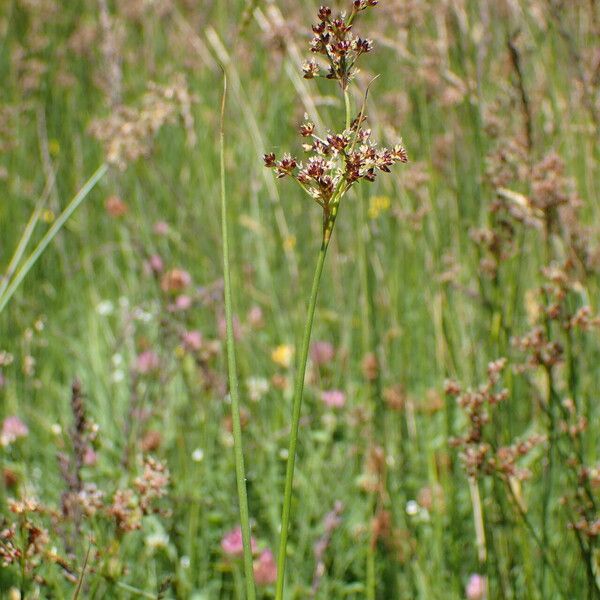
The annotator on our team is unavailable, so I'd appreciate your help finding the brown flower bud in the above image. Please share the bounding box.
[302,60,320,79]
[318,6,332,21]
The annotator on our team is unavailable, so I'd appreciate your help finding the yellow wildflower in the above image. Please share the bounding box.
[283,235,297,250]
[368,195,391,219]
[271,344,294,368]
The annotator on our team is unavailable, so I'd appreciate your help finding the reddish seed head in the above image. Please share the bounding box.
[392,144,408,163]
[306,157,326,178]
[317,6,332,21]
[263,152,276,167]
[331,18,351,36]
[264,0,407,213]
[302,60,320,79]
[327,134,348,151]
[298,171,312,184]
[276,154,298,178]
[299,120,315,136]
[356,38,373,54]
[332,40,351,56]
[354,0,378,8]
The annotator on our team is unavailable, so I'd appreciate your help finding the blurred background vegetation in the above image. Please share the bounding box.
[0,0,599,598]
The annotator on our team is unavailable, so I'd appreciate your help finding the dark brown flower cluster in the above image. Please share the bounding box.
[447,359,545,479]
[304,3,377,89]
[264,2,407,241]
[264,117,407,209]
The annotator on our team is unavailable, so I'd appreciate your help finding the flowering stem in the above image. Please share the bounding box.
[275,234,331,600]
[219,74,256,600]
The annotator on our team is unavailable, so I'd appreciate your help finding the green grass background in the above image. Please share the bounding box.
[1,0,599,598]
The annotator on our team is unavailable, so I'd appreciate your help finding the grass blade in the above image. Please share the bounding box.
[0,163,107,314]
[219,71,256,600]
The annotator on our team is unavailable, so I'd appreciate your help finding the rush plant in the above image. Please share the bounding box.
[263,3,408,597]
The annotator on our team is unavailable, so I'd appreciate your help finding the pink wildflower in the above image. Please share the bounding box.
[311,341,335,366]
[320,389,346,408]
[466,574,487,600]
[148,254,164,274]
[135,351,160,375]
[253,548,277,585]
[153,221,169,236]
[247,305,264,329]
[169,294,192,312]
[1,416,29,446]
[220,526,257,557]
[83,446,97,466]
[182,330,203,352]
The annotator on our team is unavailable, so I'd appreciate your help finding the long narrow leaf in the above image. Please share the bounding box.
[0,163,107,314]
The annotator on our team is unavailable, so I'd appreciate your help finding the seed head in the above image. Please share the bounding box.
[302,60,320,79]
[263,152,276,167]
[264,0,407,238]
[299,119,316,136]
[355,37,374,54]
[318,6,332,22]
[276,154,298,178]
[354,0,378,9]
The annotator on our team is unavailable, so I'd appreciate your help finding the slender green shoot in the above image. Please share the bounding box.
[0,163,108,314]
[219,72,256,600]
[0,186,48,300]
[275,237,330,600]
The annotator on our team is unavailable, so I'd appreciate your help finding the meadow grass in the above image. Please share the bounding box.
[1,1,599,598]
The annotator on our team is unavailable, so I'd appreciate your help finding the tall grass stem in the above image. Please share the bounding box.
[275,240,329,600]
[219,73,256,600]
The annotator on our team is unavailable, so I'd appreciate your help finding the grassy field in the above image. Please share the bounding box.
[1,0,600,598]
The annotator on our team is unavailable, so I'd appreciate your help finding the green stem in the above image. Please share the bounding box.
[275,238,331,600]
[505,481,567,598]
[0,191,46,300]
[344,89,352,130]
[275,75,350,600]
[366,529,376,600]
[0,163,108,314]
[357,193,381,600]
[220,74,256,600]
